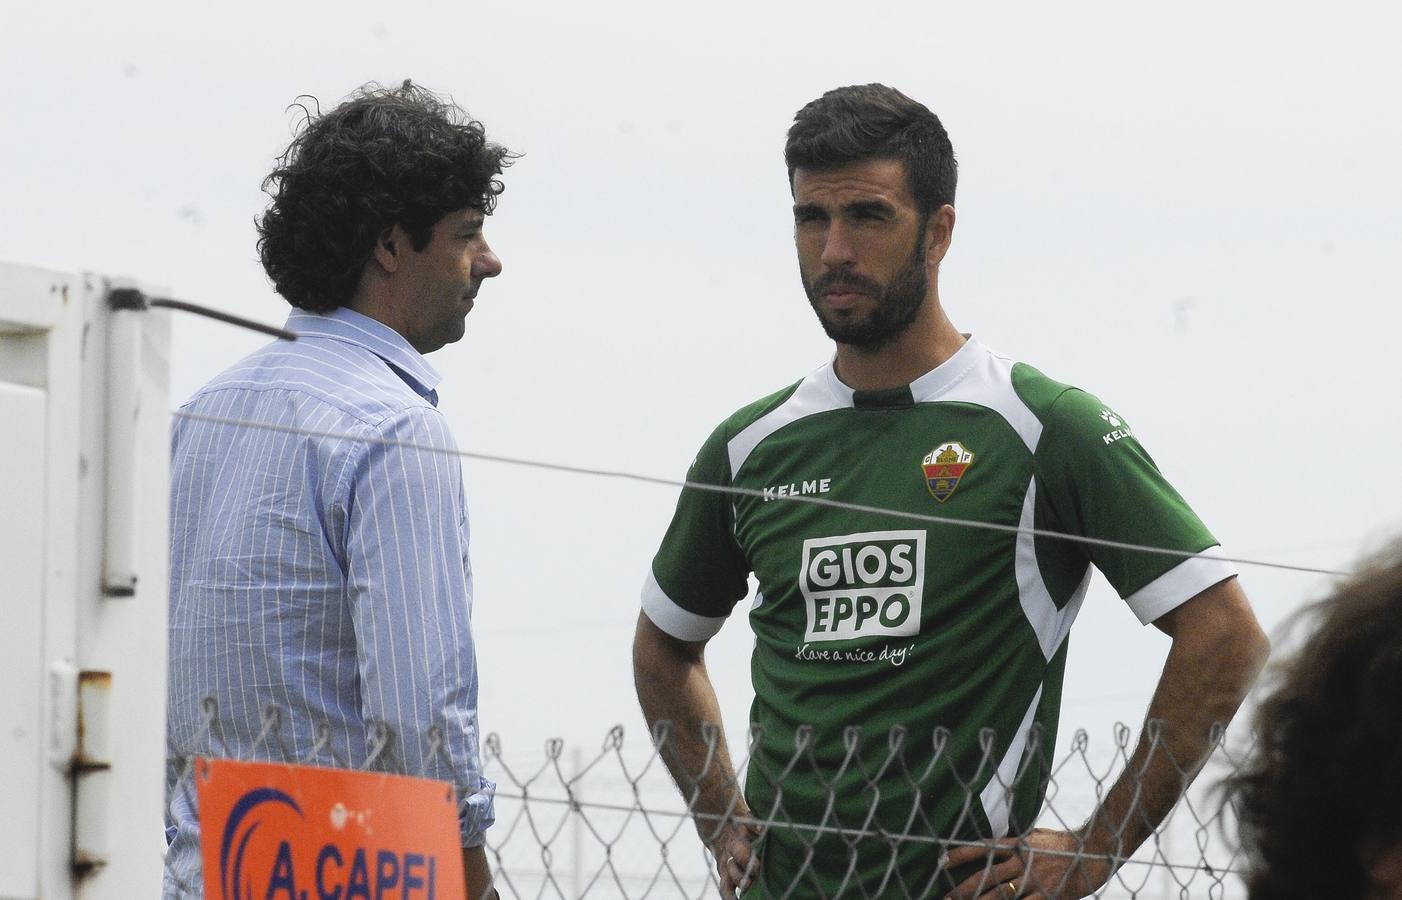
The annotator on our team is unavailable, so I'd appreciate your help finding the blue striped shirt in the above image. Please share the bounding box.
[164,307,493,896]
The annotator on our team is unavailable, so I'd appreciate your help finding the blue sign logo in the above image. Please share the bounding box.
[219,787,304,900]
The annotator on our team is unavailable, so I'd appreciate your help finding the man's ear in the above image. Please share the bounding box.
[926,204,956,269]
[371,225,402,274]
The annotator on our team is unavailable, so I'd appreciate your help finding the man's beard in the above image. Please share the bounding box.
[803,224,929,351]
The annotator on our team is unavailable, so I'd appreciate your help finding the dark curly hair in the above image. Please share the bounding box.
[1223,541,1402,899]
[257,80,513,312]
[784,84,957,218]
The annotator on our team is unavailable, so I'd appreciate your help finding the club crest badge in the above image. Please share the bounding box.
[921,441,975,503]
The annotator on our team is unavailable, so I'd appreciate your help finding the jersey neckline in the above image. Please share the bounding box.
[820,334,985,409]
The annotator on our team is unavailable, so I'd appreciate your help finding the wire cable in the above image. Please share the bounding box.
[107,287,297,340]
[171,409,1352,578]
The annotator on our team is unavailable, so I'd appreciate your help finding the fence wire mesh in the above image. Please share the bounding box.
[163,699,1252,899]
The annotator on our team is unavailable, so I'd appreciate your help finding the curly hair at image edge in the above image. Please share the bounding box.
[1223,543,1402,900]
[256,81,514,313]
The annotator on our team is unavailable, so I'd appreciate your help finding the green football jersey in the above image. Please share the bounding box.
[643,337,1236,898]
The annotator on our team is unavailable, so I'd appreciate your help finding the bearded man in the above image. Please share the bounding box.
[633,84,1268,900]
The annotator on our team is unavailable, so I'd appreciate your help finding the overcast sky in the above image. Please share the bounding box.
[5,0,1400,882]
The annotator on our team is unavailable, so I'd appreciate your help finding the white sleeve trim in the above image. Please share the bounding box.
[1124,545,1238,625]
[641,568,729,642]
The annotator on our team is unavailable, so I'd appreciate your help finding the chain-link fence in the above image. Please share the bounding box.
[163,699,1252,899]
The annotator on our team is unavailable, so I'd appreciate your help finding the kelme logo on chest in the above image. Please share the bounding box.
[799,530,926,643]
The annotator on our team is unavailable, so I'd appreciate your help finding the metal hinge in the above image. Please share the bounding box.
[69,670,113,881]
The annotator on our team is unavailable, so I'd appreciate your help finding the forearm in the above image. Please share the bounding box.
[633,613,750,836]
[1079,590,1268,863]
[462,845,496,899]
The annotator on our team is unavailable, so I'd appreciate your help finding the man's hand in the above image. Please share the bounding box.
[707,817,763,899]
[942,828,1114,899]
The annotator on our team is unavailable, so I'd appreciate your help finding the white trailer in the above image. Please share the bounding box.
[1,262,170,899]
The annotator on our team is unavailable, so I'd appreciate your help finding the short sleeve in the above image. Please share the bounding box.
[1034,389,1237,624]
[641,423,752,641]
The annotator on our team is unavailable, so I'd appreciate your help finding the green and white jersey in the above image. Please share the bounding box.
[642,337,1236,898]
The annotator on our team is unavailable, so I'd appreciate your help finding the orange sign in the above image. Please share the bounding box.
[196,758,466,900]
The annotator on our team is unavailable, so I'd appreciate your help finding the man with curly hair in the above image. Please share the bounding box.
[164,81,511,899]
[1225,543,1402,900]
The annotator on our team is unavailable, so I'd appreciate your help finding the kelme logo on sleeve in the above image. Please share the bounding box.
[922,441,975,502]
[1099,409,1135,445]
[799,530,926,643]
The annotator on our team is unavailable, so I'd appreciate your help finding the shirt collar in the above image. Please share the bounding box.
[820,334,982,408]
[285,307,443,405]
